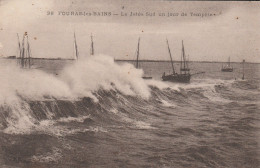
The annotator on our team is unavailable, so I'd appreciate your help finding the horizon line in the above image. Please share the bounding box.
[1,56,259,64]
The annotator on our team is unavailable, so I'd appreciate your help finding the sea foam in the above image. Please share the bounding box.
[0,54,151,133]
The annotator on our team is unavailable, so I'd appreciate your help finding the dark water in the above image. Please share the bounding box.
[0,58,259,168]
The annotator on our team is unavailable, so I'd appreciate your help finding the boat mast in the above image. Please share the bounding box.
[228,57,230,66]
[90,33,94,56]
[24,36,28,67]
[183,41,186,74]
[136,37,140,69]
[17,33,21,66]
[166,39,175,74]
[26,35,31,68]
[21,33,26,68]
[74,32,79,60]
[186,54,189,70]
[180,42,182,74]
[242,59,245,80]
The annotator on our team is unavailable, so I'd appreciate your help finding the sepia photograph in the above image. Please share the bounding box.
[0,0,259,167]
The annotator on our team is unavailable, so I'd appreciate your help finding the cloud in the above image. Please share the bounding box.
[0,0,54,31]
[0,0,259,62]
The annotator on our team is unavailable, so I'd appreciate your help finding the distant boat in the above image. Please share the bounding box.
[135,37,152,79]
[17,32,32,68]
[162,39,191,83]
[74,32,79,60]
[221,57,233,72]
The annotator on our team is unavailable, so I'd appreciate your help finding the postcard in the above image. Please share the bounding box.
[0,0,259,167]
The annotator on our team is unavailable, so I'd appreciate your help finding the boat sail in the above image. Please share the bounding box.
[162,39,191,83]
[221,57,233,72]
[135,37,152,79]
[17,32,32,68]
[180,40,190,72]
[74,32,79,60]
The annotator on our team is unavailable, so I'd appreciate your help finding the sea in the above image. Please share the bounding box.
[0,55,259,168]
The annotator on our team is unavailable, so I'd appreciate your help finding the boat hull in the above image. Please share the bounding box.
[162,73,191,83]
[221,68,233,72]
[142,76,152,80]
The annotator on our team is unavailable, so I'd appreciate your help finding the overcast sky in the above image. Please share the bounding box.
[0,0,259,63]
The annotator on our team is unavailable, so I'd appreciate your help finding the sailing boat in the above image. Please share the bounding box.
[135,37,152,79]
[17,32,32,68]
[90,33,94,56]
[162,39,191,83]
[74,32,79,60]
[221,57,233,72]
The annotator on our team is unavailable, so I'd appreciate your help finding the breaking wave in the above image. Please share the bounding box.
[0,55,256,135]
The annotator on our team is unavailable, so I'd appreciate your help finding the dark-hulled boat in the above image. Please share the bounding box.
[162,72,191,83]
[221,57,233,72]
[162,39,191,83]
